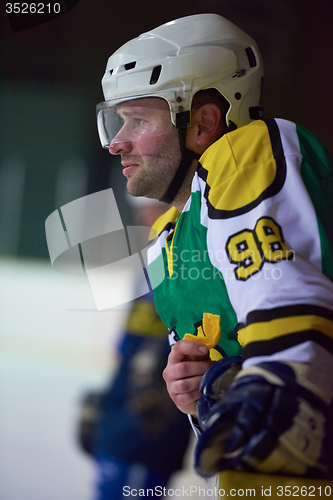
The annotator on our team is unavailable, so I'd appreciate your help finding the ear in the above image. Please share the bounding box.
[187,104,223,151]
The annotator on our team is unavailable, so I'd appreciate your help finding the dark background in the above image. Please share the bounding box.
[1,0,333,259]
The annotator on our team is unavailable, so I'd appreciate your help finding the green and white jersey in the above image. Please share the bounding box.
[148,118,333,364]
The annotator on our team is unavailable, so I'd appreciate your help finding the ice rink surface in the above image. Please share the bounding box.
[0,256,210,500]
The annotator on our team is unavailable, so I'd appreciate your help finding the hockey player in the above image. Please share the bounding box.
[96,14,333,480]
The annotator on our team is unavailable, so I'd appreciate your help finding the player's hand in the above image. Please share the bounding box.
[163,340,213,417]
[195,360,333,478]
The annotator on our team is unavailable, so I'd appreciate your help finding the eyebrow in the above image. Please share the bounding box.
[117,107,150,118]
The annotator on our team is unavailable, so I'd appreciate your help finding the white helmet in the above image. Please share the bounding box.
[97,13,264,148]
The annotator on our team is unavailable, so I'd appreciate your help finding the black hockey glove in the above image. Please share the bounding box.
[195,358,333,478]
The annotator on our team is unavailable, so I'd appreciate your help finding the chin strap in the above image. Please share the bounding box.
[159,123,200,204]
[159,112,236,205]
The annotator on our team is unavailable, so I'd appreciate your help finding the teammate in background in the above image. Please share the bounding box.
[77,198,191,499]
[96,14,333,479]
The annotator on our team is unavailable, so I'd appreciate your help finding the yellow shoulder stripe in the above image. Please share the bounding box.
[200,121,277,212]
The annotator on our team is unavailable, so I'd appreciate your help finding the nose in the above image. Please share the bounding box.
[109,138,132,155]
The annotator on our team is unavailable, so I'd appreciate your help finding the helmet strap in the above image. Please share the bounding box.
[159,122,200,205]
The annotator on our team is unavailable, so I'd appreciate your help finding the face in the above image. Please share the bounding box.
[109,98,182,200]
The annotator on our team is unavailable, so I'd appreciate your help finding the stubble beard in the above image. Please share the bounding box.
[125,132,182,201]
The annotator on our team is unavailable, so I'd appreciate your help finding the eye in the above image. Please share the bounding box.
[132,118,146,127]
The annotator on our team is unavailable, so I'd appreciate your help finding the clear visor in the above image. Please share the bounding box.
[96,92,190,148]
